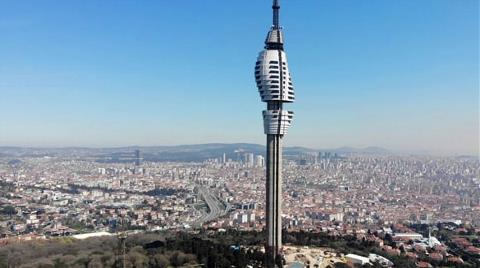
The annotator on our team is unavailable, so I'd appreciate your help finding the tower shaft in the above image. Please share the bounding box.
[266,133,283,267]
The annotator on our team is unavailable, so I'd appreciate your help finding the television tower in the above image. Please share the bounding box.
[254,0,295,266]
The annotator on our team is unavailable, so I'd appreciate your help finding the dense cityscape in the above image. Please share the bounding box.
[1,147,479,267]
[1,0,478,267]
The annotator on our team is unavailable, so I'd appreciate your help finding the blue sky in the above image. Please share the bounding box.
[0,0,478,155]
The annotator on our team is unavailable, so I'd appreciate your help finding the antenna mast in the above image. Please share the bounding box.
[273,0,280,29]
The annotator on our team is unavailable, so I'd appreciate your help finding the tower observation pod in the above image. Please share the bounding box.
[254,0,295,267]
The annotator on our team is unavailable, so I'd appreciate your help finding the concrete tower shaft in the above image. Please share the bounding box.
[265,133,283,267]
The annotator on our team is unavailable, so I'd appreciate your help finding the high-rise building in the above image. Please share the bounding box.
[254,0,295,266]
[134,149,142,166]
[244,153,255,167]
[255,155,265,167]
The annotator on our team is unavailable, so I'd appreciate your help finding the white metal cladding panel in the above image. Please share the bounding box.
[262,110,294,135]
[255,50,295,103]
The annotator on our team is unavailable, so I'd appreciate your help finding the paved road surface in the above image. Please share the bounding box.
[192,186,228,227]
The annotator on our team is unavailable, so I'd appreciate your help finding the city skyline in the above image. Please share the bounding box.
[1,143,479,267]
[1,0,478,155]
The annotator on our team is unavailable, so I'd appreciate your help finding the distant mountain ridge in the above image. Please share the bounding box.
[0,143,393,162]
[333,146,391,154]
[0,143,389,154]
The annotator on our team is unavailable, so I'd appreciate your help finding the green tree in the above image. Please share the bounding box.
[152,253,170,268]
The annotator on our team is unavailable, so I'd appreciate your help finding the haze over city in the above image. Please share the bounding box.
[0,0,478,155]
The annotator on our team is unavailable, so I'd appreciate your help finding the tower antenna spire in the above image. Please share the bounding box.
[273,0,280,29]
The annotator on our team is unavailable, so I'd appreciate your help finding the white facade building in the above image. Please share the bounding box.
[346,254,371,265]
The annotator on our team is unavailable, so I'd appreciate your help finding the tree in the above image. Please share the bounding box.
[152,253,170,268]
[127,251,149,268]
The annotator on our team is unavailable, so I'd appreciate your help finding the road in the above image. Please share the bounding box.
[192,186,228,227]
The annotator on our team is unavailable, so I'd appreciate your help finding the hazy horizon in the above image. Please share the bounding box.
[1,0,478,155]
[0,142,477,157]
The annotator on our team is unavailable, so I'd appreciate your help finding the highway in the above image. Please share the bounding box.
[192,186,228,227]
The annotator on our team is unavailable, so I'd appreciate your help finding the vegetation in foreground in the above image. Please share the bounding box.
[0,230,436,268]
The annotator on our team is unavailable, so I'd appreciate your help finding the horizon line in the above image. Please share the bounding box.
[0,143,478,157]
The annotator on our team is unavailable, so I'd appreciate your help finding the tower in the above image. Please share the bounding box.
[134,149,142,166]
[254,1,295,266]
